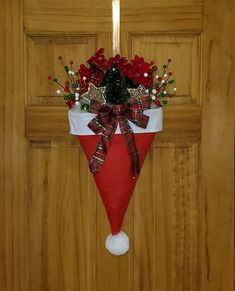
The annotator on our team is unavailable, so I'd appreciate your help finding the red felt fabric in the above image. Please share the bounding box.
[78,133,155,234]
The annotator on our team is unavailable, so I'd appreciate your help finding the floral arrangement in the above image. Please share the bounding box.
[48,48,177,109]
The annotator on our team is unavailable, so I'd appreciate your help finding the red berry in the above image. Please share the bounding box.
[168,72,173,76]
[158,77,162,81]
[168,58,172,63]
[47,75,52,80]
[58,56,62,60]
[66,99,75,108]
[70,60,74,65]
[155,100,161,106]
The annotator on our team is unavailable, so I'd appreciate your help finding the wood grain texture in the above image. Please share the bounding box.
[130,33,201,104]
[28,141,97,291]
[201,0,235,290]
[131,141,200,291]
[0,0,29,290]
[121,0,203,32]
[26,34,97,105]
[25,31,112,106]
[24,0,112,32]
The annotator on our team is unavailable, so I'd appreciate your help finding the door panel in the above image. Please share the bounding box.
[130,34,201,104]
[0,0,234,290]
[130,141,200,291]
[28,141,97,291]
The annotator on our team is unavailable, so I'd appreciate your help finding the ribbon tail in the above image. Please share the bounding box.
[119,117,140,178]
[89,118,118,174]
[89,134,106,173]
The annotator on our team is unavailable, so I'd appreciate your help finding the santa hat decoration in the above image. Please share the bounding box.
[48,49,176,255]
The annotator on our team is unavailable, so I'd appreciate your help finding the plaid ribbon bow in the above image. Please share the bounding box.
[88,95,151,178]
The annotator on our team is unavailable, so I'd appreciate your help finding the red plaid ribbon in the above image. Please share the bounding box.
[88,95,151,178]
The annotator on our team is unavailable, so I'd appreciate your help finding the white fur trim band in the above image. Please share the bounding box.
[68,105,163,135]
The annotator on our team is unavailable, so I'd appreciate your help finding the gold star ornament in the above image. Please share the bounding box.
[128,85,147,99]
[80,83,106,104]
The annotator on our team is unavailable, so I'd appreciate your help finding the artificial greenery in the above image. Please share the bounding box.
[100,65,130,104]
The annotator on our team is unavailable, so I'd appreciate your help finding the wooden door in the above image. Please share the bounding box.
[0,0,234,291]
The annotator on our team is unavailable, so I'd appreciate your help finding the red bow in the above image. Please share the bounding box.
[88,95,151,178]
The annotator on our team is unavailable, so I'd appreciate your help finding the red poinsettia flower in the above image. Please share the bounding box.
[108,54,128,73]
[90,69,105,87]
[78,64,92,80]
[126,55,154,87]
[87,48,109,72]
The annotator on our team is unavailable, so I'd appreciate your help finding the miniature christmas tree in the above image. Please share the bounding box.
[100,65,130,104]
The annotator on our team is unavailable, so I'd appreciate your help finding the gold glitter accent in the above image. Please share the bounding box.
[128,85,147,99]
[80,83,106,104]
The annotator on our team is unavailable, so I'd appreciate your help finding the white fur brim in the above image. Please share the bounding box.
[68,106,163,135]
[105,231,129,256]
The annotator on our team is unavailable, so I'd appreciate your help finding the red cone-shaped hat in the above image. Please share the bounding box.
[78,132,155,235]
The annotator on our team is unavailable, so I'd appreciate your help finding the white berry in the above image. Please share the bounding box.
[152,88,157,94]
[151,95,156,100]
[155,75,159,79]
[75,101,79,106]
[82,76,86,80]
[161,80,165,83]
[144,72,148,77]
[56,89,61,94]
[145,89,149,93]
[163,90,167,94]
[164,73,168,77]
[173,87,177,91]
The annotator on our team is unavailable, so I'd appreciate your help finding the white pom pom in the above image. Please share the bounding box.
[105,231,129,256]
[144,72,148,77]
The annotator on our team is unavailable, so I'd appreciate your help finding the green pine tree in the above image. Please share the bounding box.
[100,65,130,104]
